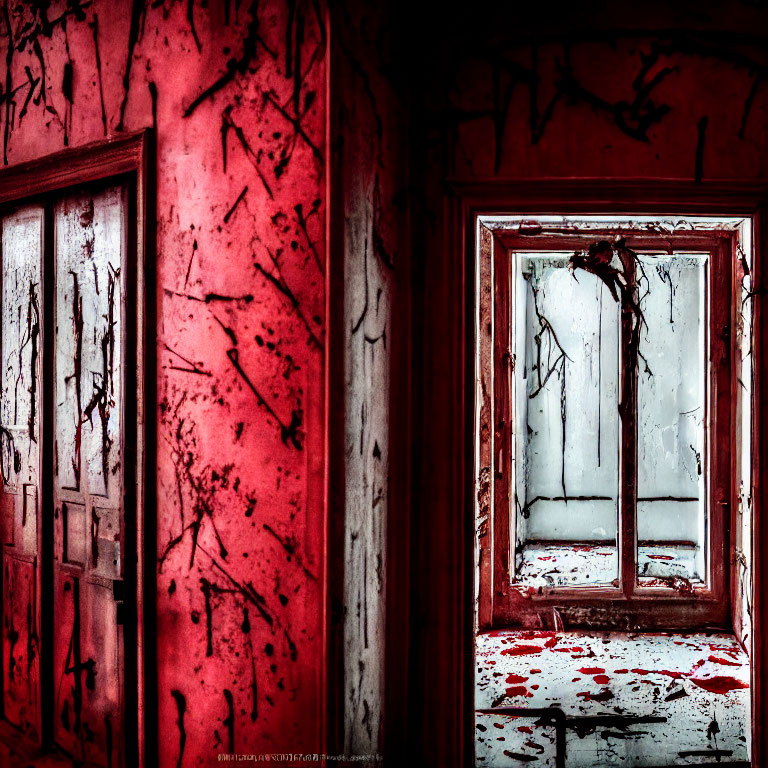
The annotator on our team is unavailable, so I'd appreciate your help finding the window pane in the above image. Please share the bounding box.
[636,254,707,586]
[514,255,620,587]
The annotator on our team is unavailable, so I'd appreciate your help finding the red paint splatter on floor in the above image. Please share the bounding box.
[691,676,749,694]
[579,667,605,674]
[501,645,544,656]
[631,668,685,679]
[505,685,534,698]
[709,655,742,667]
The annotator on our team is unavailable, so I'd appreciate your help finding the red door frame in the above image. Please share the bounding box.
[0,130,154,767]
[412,179,768,768]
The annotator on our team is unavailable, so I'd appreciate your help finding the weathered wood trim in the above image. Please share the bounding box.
[0,132,150,204]
[483,226,732,629]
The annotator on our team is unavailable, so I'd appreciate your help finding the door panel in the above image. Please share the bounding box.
[52,186,126,768]
[1,206,43,741]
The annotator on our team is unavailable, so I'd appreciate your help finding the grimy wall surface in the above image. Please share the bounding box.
[1,1,328,764]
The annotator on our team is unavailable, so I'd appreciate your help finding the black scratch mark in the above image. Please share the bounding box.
[187,0,202,53]
[223,185,248,223]
[164,287,254,304]
[263,89,322,161]
[183,0,276,117]
[2,2,14,165]
[89,15,108,135]
[253,243,322,349]
[220,107,274,199]
[294,199,322,271]
[164,344,212,377]
[213,315,237,346]
[263,522,317,581]
[148,80,157,132]
[17,67,41,124]
[226,348,303,449]
[223,689,235,753]
[203,549,276,627]
[200,577,214,657]
[171,690,187,768]
[695,115,708,184]
[739,74,761,139]
[183,239,197,289]
[116,0,146,132]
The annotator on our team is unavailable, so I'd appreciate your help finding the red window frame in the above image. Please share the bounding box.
[477,224,739,631]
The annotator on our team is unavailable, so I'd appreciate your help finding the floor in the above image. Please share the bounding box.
[475,630,750,767]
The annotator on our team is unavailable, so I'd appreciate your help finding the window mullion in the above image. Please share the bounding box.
[620,248,639,599]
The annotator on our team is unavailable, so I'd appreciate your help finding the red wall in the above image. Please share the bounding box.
[1,1,328,764]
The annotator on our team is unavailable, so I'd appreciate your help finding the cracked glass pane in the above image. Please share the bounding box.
[636,253,707,586]
[513,254,620,587]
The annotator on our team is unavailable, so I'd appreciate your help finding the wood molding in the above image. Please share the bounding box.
[0,132,150,204]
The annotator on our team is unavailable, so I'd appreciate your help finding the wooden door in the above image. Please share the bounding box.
[0,205,44,742]
[51,185,127,768]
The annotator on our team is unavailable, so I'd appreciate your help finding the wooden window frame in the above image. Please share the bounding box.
[0,131,154,767]
[479,226,735,631]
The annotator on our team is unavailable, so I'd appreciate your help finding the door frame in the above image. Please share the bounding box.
[412,178,768,767]
[0,130,154,767]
